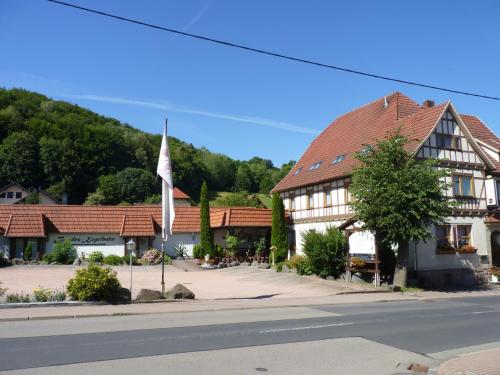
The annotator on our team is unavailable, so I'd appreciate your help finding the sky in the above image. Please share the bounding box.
[1,0,499,166]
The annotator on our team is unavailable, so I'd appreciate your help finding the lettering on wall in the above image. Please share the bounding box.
[54,236,117,246]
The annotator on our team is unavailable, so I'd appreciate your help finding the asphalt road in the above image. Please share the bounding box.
[1,295,500,373]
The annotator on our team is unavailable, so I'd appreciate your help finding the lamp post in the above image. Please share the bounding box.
[126,239,136,301]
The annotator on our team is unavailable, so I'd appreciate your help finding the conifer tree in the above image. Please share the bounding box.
[271,192,288,262]
[199,181,213,256]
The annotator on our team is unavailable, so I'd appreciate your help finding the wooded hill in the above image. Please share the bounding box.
[0,88,294,205]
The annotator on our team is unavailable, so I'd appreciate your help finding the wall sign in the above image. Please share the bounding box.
[54,235,118,246]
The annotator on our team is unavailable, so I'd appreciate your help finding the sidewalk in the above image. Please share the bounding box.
[1,289,499,322]
[435,347,500,375]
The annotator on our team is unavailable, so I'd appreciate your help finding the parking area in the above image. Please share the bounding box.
[0,262,371,300]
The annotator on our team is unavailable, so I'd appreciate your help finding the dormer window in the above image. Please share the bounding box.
[360,146,372,155]
[293,167,302,176]
[332,154,345,165]
[309,161,323,171]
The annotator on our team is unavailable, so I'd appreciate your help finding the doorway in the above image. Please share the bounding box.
[491,231,500,266]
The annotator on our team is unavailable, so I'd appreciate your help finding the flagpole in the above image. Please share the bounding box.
[161,178,166,295]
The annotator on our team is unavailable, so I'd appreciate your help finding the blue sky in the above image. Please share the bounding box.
[1,0,499,166]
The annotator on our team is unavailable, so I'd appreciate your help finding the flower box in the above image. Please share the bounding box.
[457,245,477,254]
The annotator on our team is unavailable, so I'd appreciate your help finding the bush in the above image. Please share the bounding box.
[175,243,187,258]
[45,239,77,264]
[295,256,313,275]
[53,290,66,301]
[67,264,121,301]
[88,251,104,263]
[302,227,346,278]
[254,238,266,257]
[193,244,204,259]
[24,243,32,260]
[0,281,7,297]
[122,255,139,265]
[141,249,163,265]
[163,254,172,265]
[0,253,10,267]
[6,293,31,303]
[32,287,53,302]
[103,254,123,266]
[212,244,224,258]
[224,235,241,258]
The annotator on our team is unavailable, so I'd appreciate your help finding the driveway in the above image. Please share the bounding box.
[0,262,371,300]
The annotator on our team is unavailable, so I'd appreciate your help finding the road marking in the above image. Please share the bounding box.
[259,322,353,334]
[471,310,500,315]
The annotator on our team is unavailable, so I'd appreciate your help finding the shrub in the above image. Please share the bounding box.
[103,254,123,266]
[67,264,121,301]
[254,238,266,257]
[88,251,104,263]
[213,244,224,259]
[141,249,162,265]
[295,256,313,275]
[163,254,172,265]
[175,243,187,258]
[32,287,53,302]
[275,261,291,272]
[224,235,241,257]
[0,281,7,297]
[290,255,306,269]
[122,255,139,265]
[6,293,31,303]
[193,244,204,259]
[24,243,32,260]
[302,227,346,278]
[0,252,10,267]
[53,290,66,301]
[46,239,77,264]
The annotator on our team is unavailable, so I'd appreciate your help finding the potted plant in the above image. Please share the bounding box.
[458,244,477,254]
[436,242,456,254]
[490,266,500,283]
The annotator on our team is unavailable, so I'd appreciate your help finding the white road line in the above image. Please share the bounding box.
[259,322,353,334]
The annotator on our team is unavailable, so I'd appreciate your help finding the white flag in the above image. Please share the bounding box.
[157,120,175,239]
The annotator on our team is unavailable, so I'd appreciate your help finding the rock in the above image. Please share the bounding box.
[165,283,195,299]
[230,261,239,267]
[115,287,131,302]
[30,260,39,265]
[251,261,259,267]
[392,285,402,292]
[136,288,164,301]
[12,258,24,265]
[258,263,270,269]
[240,262,250,266]
[80,260,89,267]
[217,263,228,269]
[72,257,81,266]
[281,264,290,273]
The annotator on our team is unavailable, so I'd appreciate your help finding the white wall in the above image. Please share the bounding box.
[292,221,343,254]
[46,233,125,258]
[153,233,200,257]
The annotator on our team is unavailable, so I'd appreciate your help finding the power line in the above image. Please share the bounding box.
[45,0,500,102]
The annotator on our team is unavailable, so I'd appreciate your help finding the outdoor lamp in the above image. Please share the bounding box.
[127,239,136,301]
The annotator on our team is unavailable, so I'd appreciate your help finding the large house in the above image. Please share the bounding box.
[272,92,500,287]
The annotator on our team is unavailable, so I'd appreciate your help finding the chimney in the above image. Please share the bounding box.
[422,100,435,108]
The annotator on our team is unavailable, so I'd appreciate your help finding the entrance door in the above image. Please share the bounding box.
[491,231,500,266]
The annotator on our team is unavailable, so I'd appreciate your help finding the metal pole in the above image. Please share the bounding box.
[130,250,133,301]
[161,239,165,295]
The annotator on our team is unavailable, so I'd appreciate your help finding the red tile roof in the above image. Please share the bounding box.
[173,187,190,200]
[272,92,497,192]
[0,205,278,237]
[461,114,500,173]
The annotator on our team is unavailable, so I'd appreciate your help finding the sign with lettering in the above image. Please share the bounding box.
[53,235,118,246]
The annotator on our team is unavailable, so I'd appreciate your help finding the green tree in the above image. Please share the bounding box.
[199,181,213,255]
[0,131,39,187]
[234,164,254,192]
[96,168,157,205]
[350,132,453,287]
[211,192,261,207]
[271,192,288,262]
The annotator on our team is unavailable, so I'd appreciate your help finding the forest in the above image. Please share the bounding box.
[0,88,294,205]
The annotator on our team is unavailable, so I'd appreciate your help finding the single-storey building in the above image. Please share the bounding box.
[0,204,277,260]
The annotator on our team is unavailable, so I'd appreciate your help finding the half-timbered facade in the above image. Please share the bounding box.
[273,93,500,287]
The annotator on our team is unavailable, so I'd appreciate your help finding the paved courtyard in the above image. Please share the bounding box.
[0,262,372,300]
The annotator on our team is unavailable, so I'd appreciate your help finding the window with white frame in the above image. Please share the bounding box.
[453,174,474,197]
[324,187,332,207]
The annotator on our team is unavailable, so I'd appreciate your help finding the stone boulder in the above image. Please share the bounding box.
[230,261,240,267]
[258,263,270,269]
[165,284,195,300]
[72,257,81,266]
[281,264,290,273]
[217,263,228,269]
[251,261,259,267]
[136,288,164,301]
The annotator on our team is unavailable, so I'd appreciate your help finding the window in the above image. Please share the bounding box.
[15,192,22,199]
[309,161,323,171]
[436,133,461,149]
[453,175,474,197]
[436,225,453,248]
[306,191,314,209]
[332,154,345,165]
[324,187,332,207]
[290,194,296,211]
[6,192,13,199]
[360,146,372,155]
[344,180,351,203]
[0,192,5,198]
[456,225,472,248]
[293,167,302,176]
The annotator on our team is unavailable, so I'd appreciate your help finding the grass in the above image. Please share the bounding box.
[400,286,423,293]
[256,194,273,208]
